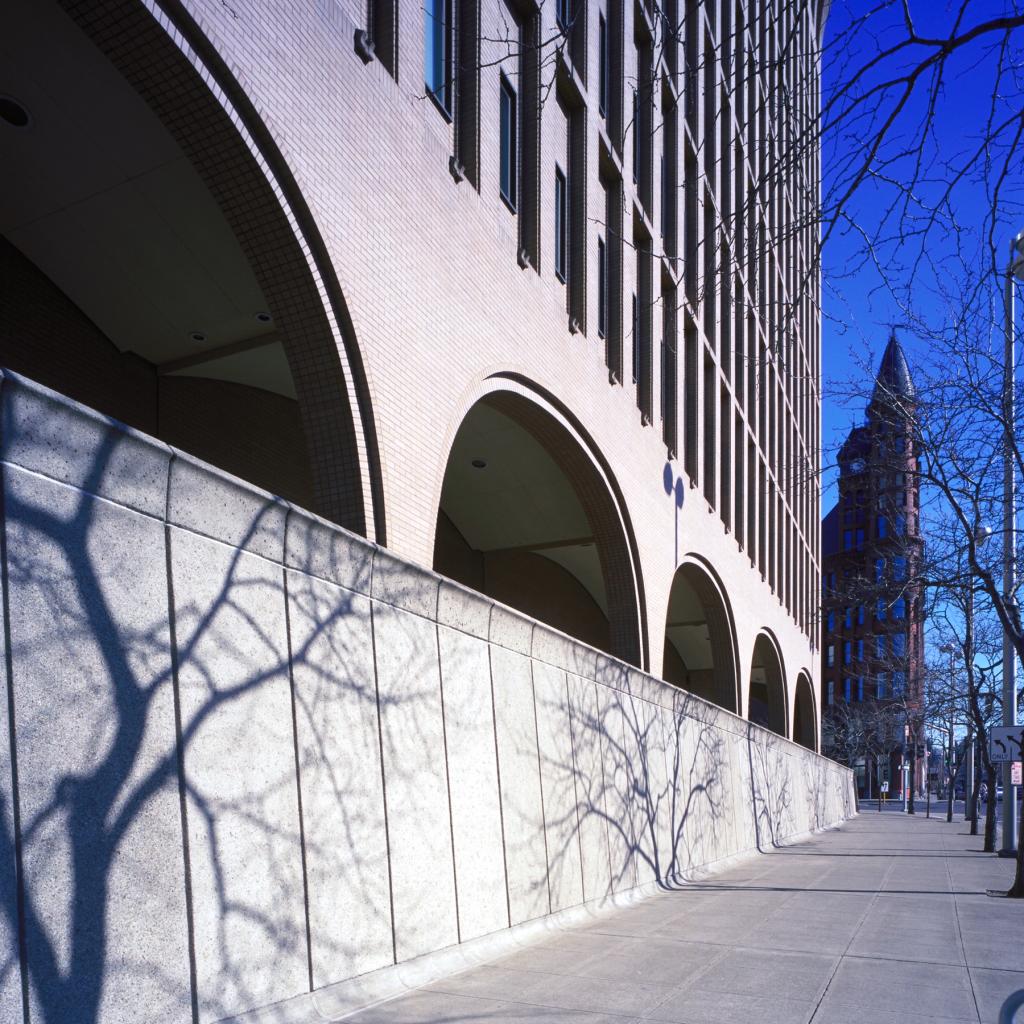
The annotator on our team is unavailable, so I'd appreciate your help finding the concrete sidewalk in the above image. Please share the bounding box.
[345,813,1023,1024]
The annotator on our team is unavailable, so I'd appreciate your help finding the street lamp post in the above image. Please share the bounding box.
[940,642,958,823]
[1000,231,1024,857]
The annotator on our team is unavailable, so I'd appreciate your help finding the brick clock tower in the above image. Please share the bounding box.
[821,335,925,798]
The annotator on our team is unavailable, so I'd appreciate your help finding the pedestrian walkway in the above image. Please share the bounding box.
[346,812,1023,1023]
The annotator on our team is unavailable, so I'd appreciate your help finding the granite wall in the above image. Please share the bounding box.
[0,372,856,1024]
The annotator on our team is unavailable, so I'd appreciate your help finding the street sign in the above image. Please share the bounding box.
[1013,762,1022,787]
[990,726,1024,764]
[881,782,889,794]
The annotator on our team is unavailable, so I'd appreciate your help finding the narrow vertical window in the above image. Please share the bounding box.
[631,88,639,183]
[631,293,639,383]
[597,236,607,338]
[557,0,572,31]
[499,74,517,208]
[660,153,666,238]
[368,0,398,80]
[554,166,567,282]
[598,13,608,118]
[424,0,451,115]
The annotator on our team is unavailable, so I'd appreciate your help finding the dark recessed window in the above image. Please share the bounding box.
[557,0,572,32]
[554,166,567,282]
[660,153,666,238]
[424,0,452,116]
[597,236,607,338]
[631,88,639,184]
[631,293,639,383]
[598,14,608,118]
[499,74,518,209]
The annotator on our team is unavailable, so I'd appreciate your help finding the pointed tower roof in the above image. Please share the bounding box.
[873,332,915,403]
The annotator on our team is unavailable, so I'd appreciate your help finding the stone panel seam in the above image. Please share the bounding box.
[432,617,462,945]
[367,600,398,967]
[564,673,588,902]
[485,607,513,931]
[162,452,201,1024]
[281,509,315,992]
[527,630,554,917]
[0,445,29,1024]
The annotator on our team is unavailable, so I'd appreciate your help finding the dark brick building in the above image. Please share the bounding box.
[821,336,925,797]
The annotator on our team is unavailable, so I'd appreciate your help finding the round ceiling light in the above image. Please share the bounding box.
[254,311,273,324]
[471,459,487,469]
[0,96,31,130]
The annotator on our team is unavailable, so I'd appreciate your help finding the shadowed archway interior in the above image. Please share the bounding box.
[662,563,738,713]
[433,394,642,666]
[748,633,787,737]
[793,673,817,751]
[0,0,367,530]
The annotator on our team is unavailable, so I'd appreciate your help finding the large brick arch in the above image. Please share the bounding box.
[664,557,740,715]
[58,0,383,539]
[749,630,789,738]
[793,672,818,752]
[434,376,646,669]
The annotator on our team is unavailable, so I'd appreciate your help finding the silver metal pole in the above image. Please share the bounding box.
[1002,239,1019,856]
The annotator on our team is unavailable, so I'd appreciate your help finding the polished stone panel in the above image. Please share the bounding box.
[6,467,191,1024]
[171,527,306,1022]
[371,601,458,962]
[490,645,549,925]
[287,570,392,985]
[532,660,584,913]
[437,623,508,941]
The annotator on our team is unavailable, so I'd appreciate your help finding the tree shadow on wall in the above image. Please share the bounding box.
[533,661,736,902]
[0,428,412,1024]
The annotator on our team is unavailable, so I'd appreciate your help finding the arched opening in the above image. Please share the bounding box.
[793,673,817,752]
[433,390,643,666]
[0,0,371,533]
[748,633,787,737]
[662,561,738,713]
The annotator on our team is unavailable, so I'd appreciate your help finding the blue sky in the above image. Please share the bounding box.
[819,0,1024,510]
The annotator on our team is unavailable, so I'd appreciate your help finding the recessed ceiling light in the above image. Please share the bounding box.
[0,96,31,130]
[471,459,487,469]
[254,311,272,324]
[190,331,207,343]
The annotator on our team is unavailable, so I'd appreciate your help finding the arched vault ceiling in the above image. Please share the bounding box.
[1,0,284,387]
[441,403,608,613]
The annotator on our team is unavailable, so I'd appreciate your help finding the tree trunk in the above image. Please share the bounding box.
[946,739,955,823]
[1010,790,1024,898]
[969,757,981,835]
[984,763,997,853]
[908,748,916,814]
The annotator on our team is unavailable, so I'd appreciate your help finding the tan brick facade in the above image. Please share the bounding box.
[2,0,823,743]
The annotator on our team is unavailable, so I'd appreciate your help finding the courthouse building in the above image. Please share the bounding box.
[1,0,822,740]
[820,336,926,796]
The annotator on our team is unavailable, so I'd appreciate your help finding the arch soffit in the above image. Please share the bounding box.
[751,627,790,735]
[794,670,819,750]
[432,372,648,670]
[671,553,741,713]
[62,0,383,539]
